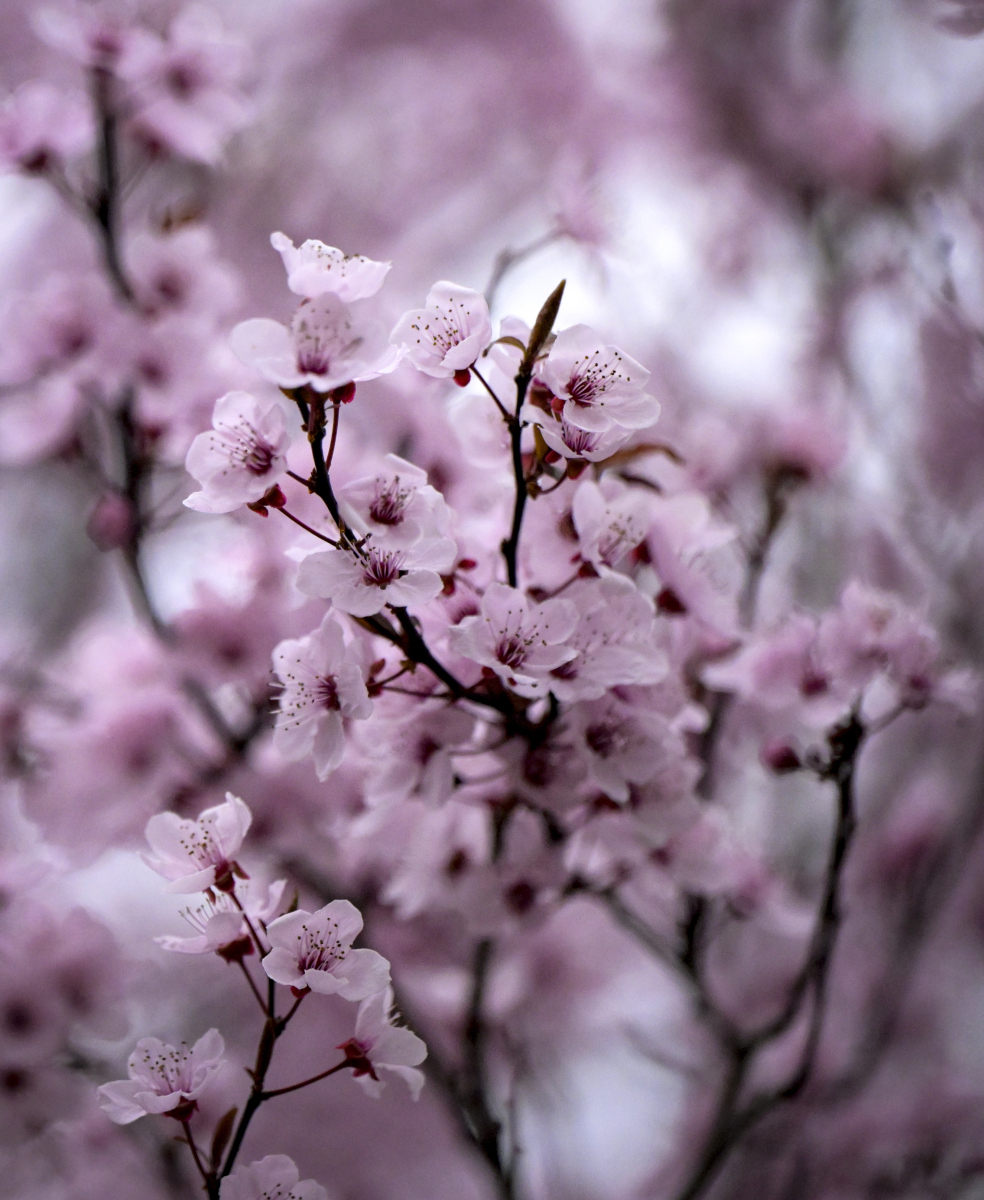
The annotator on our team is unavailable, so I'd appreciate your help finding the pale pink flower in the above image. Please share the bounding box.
[538,415,630,463]
[572,480,650,570]
[361,703,475,807]
[143,793,252,893]
[119,6,251,165]
[219,1156,328,1200]
[296,536,456,617]
[0,82,92,172]
[539,325,659,434]
[155,879,286,956]
[449,583,577,697]
[390,282,492,378]
[232,295,399,392]
[272,615,373,780]
[270,232,390,302]
[548,575,667,702]
[261,900,390,999]
[184,391,292,514]
[33,4,138,68]
[96,1029,224,1124]
[339,454,451,549]
[569,699,684,804]
[337,988,427,1100]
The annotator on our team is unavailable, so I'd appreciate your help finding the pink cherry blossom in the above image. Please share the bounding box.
[548,574,667,701]
[261,900,390,999]
[270,232,391,302]
[390,282,492,378]
[295,535,456,617]
[449,582,577,697]
[538,414,630,462]
[155,879,286,956]
[96,1029,224,1124]
[572,480,651,570]
[231,295,400,392]
[143,793,252,894]
[0,82,93,172]
[539,325,659,434]
[272,614,373,780]
[183,391,292,514]
[219,1155,328,1200]
[119,5,251,164]
[339,454,451,549]
[568,698,685,804]
[33,4,138,68]
[337,988,427,1100]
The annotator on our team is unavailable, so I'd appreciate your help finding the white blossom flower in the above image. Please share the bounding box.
[548,574,667,702]
[572,480,650,570]
[337,988,427,1100]
[143,793,252,893]
[339,454,451,549]
[390,282,492,378]
[184,391,291,514]
[296,535,456,618]
[272,615,373,780]
[270,232,390,302]
[539,325,659,434]
[261,900,390,999]
[231,295,399,393]
[449,583,577,697]
[96,1029,224,1123]
[219,1155,328,1200]
[156,879,286,956]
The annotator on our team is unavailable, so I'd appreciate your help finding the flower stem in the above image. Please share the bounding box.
[260,1058,348,1099]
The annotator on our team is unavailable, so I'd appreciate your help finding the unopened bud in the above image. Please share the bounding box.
[246,485,287,517]
[86,491,134,551]
[453,368,471,387]
[761,740,802,774]
[331,381,357,404]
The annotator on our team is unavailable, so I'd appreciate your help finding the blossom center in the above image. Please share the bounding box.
[296,921,345,973]
[369,481,410,526]
[315,675,340,711]
[495,634,529,670]
[362,547,403,589]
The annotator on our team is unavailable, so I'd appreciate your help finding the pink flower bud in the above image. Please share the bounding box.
[86,491,134,551]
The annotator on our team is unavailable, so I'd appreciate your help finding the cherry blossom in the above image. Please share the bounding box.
[232,295,400,392]
[338,454,452,549]
[183,391,292,514]
[270,232,391,302]
[272,614,374,780]
[295,535,456,617]
[0,82,92,172]
[548,574,667,701]
[538,325,659,433]
[261,900,390,999]
[571,480,651,571]
[96,1029,224,1124]
[143,793,252,894]
[569,698,684,803]
[337,988,427,1100]
[449,583,577,696]
[390,282,493,378]
[156,879,286,956]
[119,6,251,164]
[538,414,630,463]
[219,1155,328,1200]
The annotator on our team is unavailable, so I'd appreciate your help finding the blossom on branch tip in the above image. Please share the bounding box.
[184,391,291,514]
[449,582,577,697]
[219,1155,328,1200]
[537,416,630,463]
[339,454,452,549]
[272,615,373,780]
[390,282,492,378]
[539,325,659,434]
[232,295,400,392]
[337,988,427,1100]
[271,232,391,302]
[96,1029,224,1124]
[261,900,390,999]
[143,793,252,893]
[296,536,456,617]
[572,480,651,571]
[156,879,286,956]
